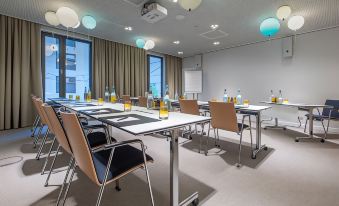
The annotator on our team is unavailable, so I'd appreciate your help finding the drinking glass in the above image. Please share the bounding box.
[124,100,132,112]
[75,95,80,102]
[68,94,73,100]
[98,98,104,106]
[243,99,249,107]
[159,101,169,120]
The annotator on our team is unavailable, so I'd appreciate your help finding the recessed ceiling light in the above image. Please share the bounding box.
[213,41,220,45]
[173,41,180,44]
[178,51,183,55]
[210,24,219,30]
[124,26,133,31]
[173,0,178,2]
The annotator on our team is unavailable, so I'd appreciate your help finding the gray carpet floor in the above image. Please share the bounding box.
[1,124,339,206]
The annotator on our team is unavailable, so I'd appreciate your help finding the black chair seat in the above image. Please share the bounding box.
[238,123,249,131]
[93,145,153,184]
[87,132,116,148]
[305,114,336,121]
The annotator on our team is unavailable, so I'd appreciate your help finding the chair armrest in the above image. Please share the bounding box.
[92,139,144,153]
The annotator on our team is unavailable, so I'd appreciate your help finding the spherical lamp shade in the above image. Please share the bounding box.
[136,39,145,49]
[276,6,291,20]
[178,0,202,11]
[56,7,79,28]
[82,15,96,30]
[73,21,80,29]
[45,11,60,26]
[288,16,304,31]
[144,40,155,50]
[260,18,280,37]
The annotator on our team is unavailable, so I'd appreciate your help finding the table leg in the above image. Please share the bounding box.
[171,128,199,206]
[170,128,179,206]
[308,108,314,138]
[252,112,267,159]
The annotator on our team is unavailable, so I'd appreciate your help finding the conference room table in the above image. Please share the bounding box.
[170,100,271,159]
[50,98,211,206]
[260,101,334,142]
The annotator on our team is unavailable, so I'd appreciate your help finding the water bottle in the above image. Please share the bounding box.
[147,89,154,109]
[236,89,242,105]
[87,89,92,102]
[104,86,110,102]
[110,86,117,103]
[278,90,283,104]
[84,87,88,101]
[164,91,170,110]
[223,89,228,102]
[174,90,179,100]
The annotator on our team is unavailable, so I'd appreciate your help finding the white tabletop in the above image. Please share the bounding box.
[57,102,211,135]
[260,101,333,108]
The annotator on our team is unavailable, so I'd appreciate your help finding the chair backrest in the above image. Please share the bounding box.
[138,96,147,107]
[209,101,239,133]
[42,104,72,154]
[122,95,131,102]
[323,100,339,119]
[60,112,100,185]
[32,98,48,125]
[179,100,200,116]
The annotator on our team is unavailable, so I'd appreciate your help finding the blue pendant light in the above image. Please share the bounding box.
[136,39,145,49]
[82,15,96,29]
[260,18,280,37]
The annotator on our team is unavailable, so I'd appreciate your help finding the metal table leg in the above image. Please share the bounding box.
[263,117,287,130]
[171,128,199,206]
[252,112,267,159]
[295,107,322,142]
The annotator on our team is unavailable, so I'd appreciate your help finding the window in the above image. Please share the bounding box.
[148,55,164,98]
[42,32,91,100]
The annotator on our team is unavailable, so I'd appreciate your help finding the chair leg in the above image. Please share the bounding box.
[304,119,308,133]
[61,163,77,206]
[141,143,155,206]
[96,148,115,206]
[36,129,50,160]
[56,157,74,206]
[206,123,211,155]
[237,131,244,168]
[31,116,40,137]
[199,123,205,153]
[45,145,60,187]
[217,129,220,147]
[249,117,253,150]
[213,128,217,147]
[33,125,43,148]
[41,136,57,175]
[115,180,121,191]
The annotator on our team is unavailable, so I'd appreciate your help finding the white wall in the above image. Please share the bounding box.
[183,27,339,128]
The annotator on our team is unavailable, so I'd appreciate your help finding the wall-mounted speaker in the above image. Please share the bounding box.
[282,37,293,58]
[194,54,202,68]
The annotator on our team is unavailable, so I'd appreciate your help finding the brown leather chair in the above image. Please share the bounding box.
[59,112,155,206]
[138,96,147,107]
[30,95,40,138]
[179,99,207,153]
[121,95,131,103]
[208,102,253,167]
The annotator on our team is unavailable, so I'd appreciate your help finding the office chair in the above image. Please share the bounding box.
[304,99,339,142]
[59,112,155,206]
[208,102,253,167]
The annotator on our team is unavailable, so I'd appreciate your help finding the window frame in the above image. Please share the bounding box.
[41,31,92,100]
[147,54,164,97]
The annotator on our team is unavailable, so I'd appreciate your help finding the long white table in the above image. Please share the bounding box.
[260,101,333,142]
[51,99,210,206]
[171,100,271,159]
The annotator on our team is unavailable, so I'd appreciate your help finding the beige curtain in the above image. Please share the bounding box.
[0,15,42,130]
[165,54,182,99]
[92,37,147,98]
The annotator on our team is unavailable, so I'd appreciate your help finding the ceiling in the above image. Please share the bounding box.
[0,0,339,57]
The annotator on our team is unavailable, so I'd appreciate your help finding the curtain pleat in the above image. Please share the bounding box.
[0,15,42,130]
[165,54,182,99]
[92,37,147,98]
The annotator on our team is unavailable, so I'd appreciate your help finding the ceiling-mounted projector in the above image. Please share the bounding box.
[141,3,167,23]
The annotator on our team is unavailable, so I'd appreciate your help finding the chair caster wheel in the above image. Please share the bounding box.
[263,128,267,130]
[115,186,121,191]
[251,154,256,159]
[321,139,325,143]
[283,128,287,130]
[264,147,268,151]
[191,198,199,206]
[295,139,299,142]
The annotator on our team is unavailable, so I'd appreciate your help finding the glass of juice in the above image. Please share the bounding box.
[159,101,169,120]
[124,100,132,112]
[98,98,104,106]
[68,94,73,100]
[243,99,249,107]
[75,95,80,102]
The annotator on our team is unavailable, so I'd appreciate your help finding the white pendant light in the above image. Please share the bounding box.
[178,0,202,11]
[45,11,60,26]
[288,15,305,31]
[144,40,155,50]
[56,7,79,28]
[276,5,291,21]
[72,21,80,29]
